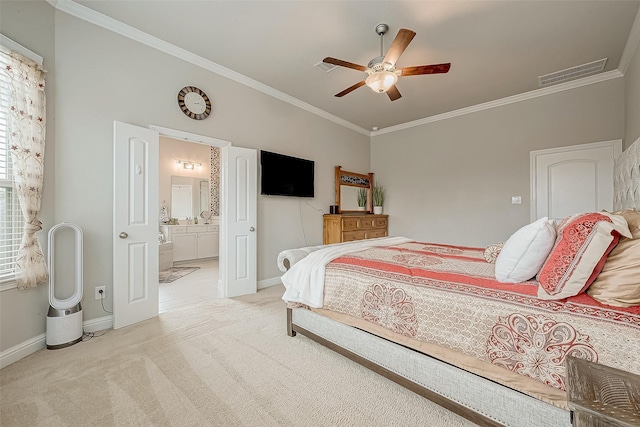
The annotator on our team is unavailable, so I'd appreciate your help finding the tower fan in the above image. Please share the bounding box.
[46,223,84,349]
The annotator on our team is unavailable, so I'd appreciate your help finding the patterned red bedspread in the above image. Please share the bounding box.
[322,241,640,391]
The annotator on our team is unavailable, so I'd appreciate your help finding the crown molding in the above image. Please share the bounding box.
[49,0,629,139]
[47,0,370,136]
[619,5,640,75]
[372,70,624,136]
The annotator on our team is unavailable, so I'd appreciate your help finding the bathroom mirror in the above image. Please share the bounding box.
[335,166,373,214]
[171,175,209,219]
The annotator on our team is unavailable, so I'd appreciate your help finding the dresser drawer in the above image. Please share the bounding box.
[342,218,361,232]
[366,229,388,239]
[359,217,376,229]
[373,217,388,228]
[343,217,376,230]
[342,231,366,242]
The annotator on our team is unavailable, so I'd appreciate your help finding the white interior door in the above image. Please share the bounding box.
[531,140,622,221]
[113,121,159,329]
[220,146,257,298]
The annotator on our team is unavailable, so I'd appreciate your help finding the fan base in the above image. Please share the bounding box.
[375,23,389,36]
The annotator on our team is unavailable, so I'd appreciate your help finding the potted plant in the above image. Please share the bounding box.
[357,188,367,211]
[372,181,385,214]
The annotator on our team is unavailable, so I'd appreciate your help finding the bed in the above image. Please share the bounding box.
[279,140,640,427]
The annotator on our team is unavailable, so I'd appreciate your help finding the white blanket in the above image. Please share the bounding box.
[281,236,412,308]
[277,244,327,272]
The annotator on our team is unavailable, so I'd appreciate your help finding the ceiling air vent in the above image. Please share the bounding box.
[314,61,337,73]
[538,58,607,87]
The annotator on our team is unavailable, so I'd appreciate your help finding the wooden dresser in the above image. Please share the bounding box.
[323,214,388,244]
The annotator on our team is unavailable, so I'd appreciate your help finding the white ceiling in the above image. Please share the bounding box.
[72,1,640,132]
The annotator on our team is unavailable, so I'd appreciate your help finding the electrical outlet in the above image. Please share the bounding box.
[95,286,106,300]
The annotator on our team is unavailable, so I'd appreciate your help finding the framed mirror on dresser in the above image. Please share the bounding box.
[324,166,388,244]
[335,166,374,213]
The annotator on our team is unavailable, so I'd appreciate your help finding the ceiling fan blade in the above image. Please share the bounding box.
[383,29,416,66]
[386,85,402,101]
[335,80,366,97]
[399,63,451,76]
[323,57,367,72]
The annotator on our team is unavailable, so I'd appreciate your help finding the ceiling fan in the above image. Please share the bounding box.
[323,23,451,101]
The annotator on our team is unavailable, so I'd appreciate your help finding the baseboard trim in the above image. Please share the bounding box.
[1,315,114,369]
[83,315,113,333]
[258,277,282,290]
[0,333,46,369]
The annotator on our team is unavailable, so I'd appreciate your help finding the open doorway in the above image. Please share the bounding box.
[113,122,257,329]
[155,129,227,313]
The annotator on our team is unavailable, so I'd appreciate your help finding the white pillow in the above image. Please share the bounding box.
[495,217,556,283]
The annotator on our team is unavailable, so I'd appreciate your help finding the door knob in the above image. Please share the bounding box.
[249,227,255,232]
[119,232,128,239]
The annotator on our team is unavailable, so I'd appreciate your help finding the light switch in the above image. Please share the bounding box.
[511,196,522,205]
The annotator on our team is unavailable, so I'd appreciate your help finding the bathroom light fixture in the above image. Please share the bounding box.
[176,160,202,170]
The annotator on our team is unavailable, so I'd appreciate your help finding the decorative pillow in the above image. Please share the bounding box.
[495,217,556,283]
[536,212,632,300]
[587,209,640,307]
[484,242,505,263]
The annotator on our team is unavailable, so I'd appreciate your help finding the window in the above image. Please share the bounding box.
[0,49,24,283]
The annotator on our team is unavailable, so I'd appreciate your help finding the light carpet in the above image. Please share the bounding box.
[0,285,477,426]
[158,266,200,283]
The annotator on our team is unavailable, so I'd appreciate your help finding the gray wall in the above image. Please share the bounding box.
[625,37,640,149]
[0,1,56,354]
[371,78,625,247]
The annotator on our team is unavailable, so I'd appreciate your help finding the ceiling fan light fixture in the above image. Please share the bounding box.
[365,71,398,93]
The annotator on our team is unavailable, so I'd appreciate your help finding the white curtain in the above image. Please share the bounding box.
[2,46,48,289]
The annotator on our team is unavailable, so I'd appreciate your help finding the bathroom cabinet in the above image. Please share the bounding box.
[159,223,219,263]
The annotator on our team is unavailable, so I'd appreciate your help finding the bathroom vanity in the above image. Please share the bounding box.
[159,220,219,263]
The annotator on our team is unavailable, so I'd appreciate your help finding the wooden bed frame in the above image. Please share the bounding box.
[283,138,640,427]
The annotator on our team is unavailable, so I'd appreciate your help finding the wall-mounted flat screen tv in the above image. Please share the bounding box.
[260,150,314,197]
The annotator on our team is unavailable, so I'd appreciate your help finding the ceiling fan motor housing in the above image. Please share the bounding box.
[367,56,387,71]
